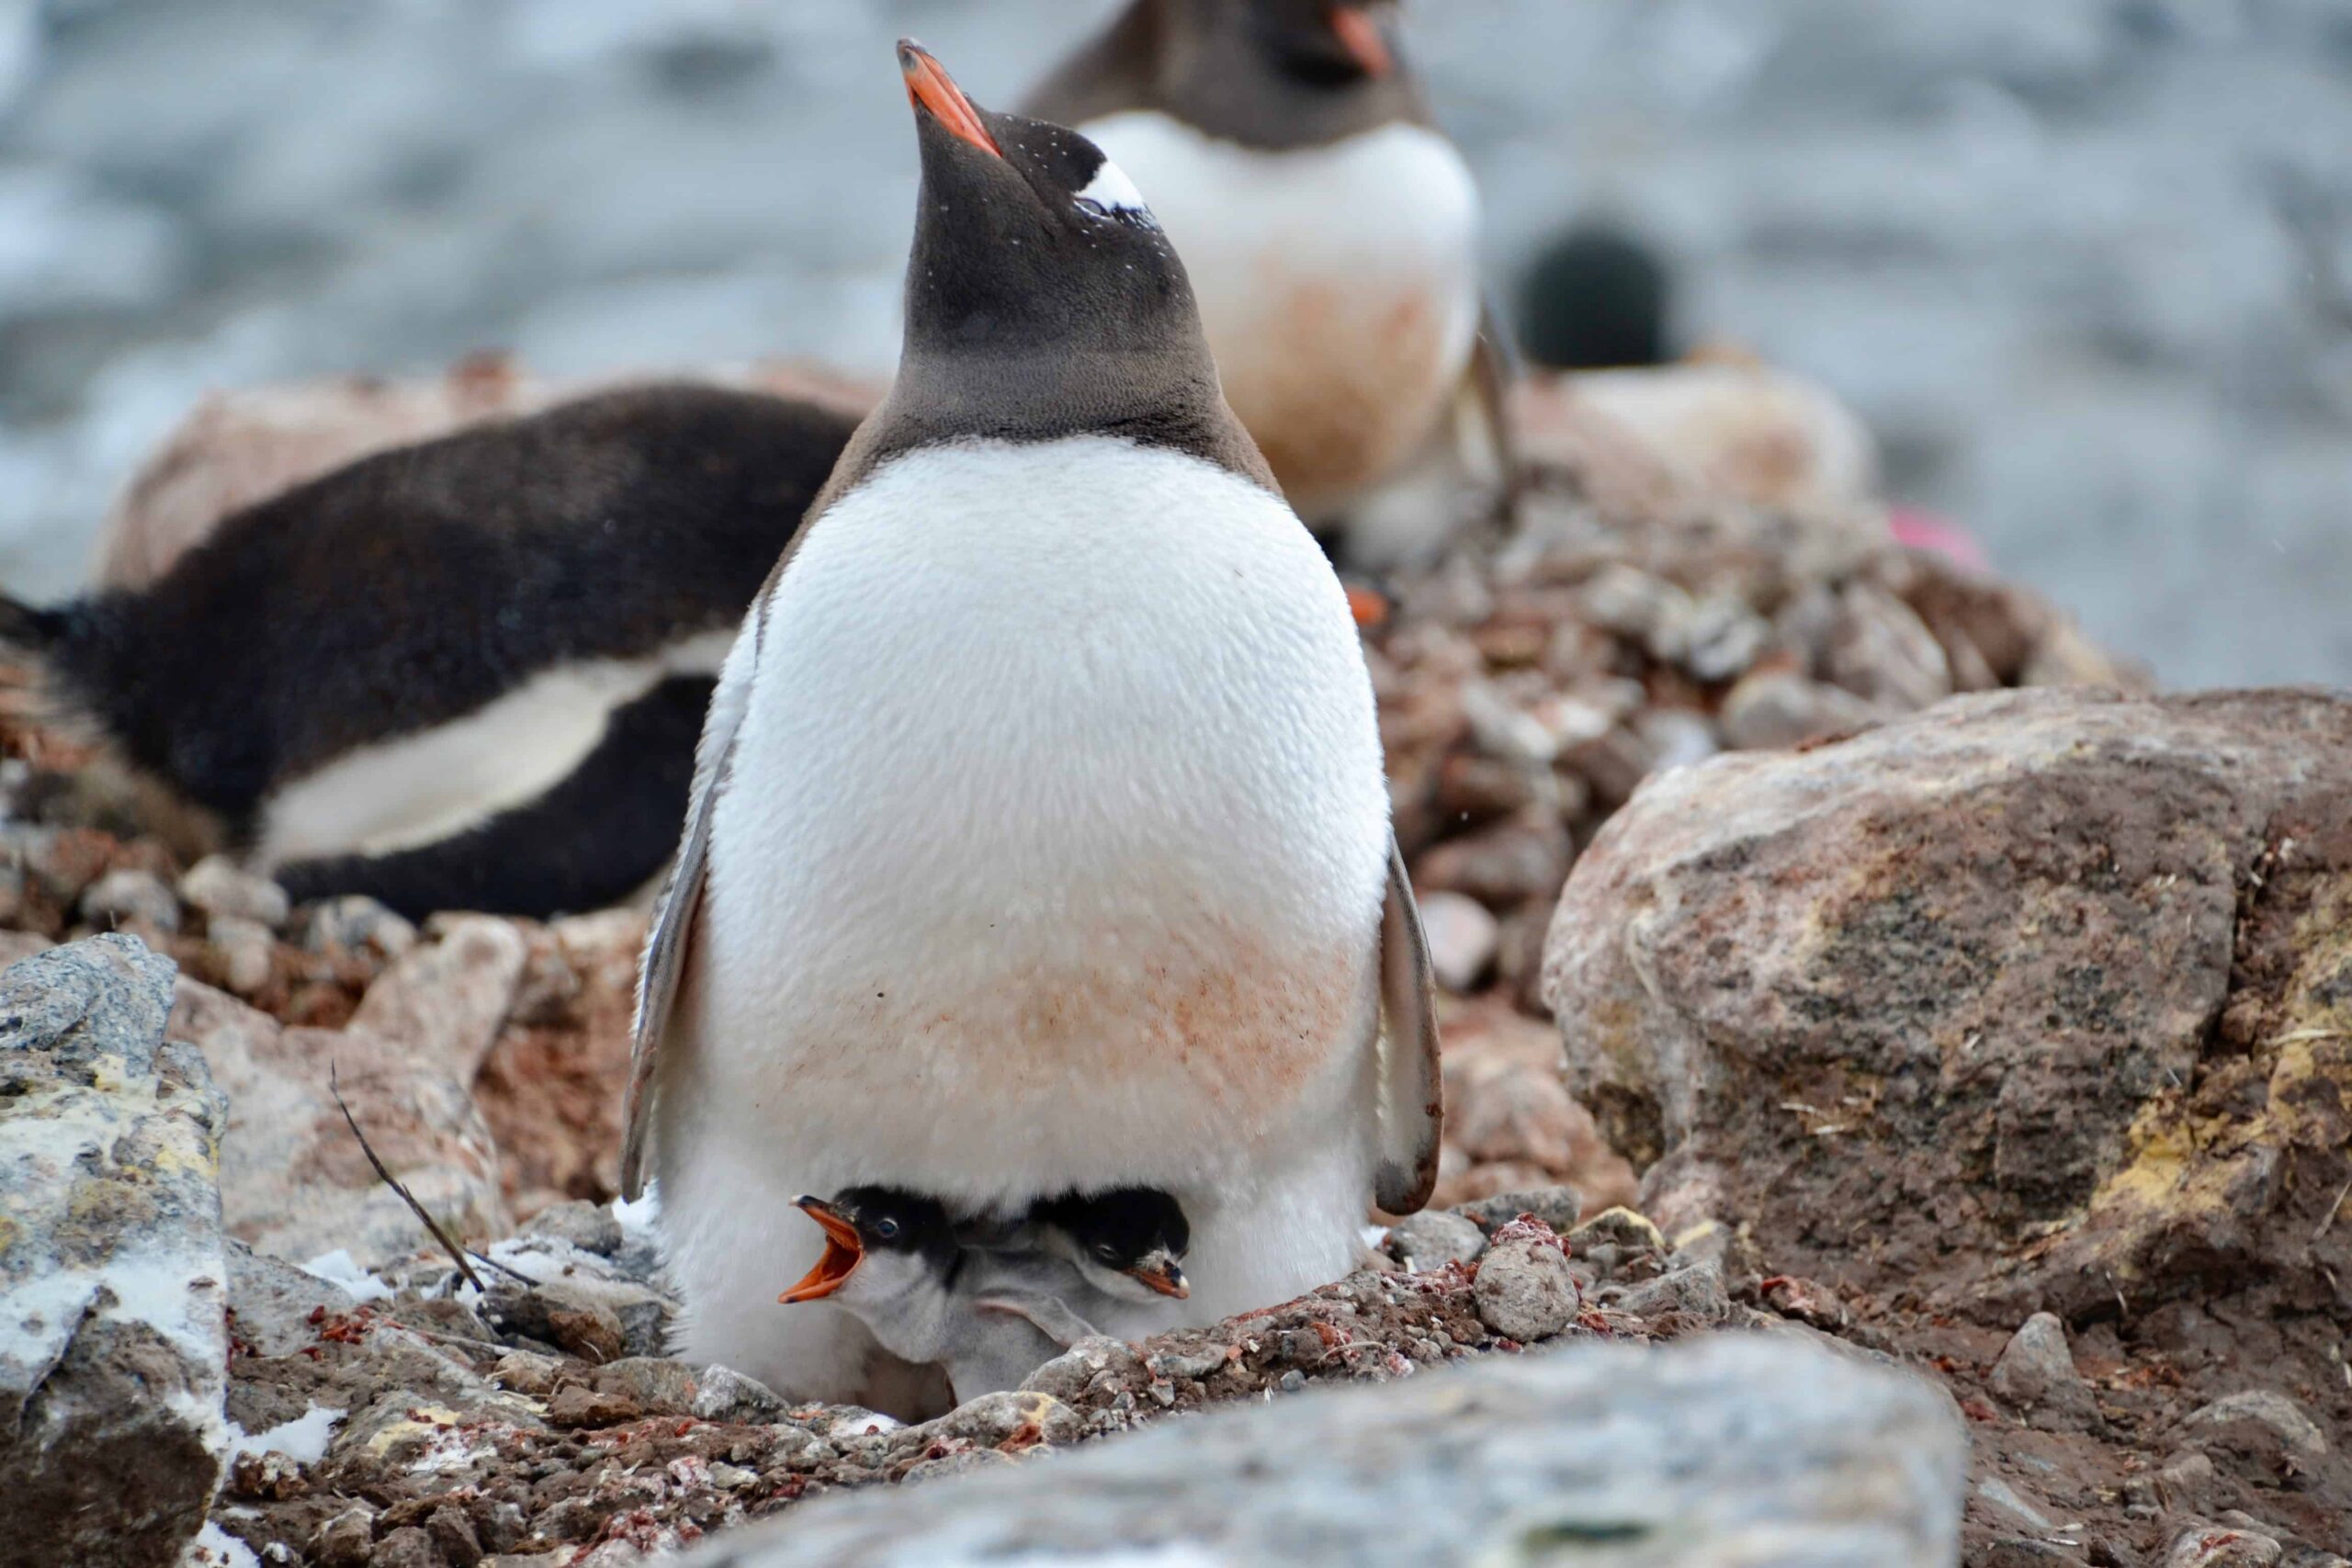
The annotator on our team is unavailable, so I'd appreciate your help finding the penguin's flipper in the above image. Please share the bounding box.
[1372,832,1442,1215]
[620,615,761,1200]
[973,1292,1102,1350]
[1464,296,1530,523]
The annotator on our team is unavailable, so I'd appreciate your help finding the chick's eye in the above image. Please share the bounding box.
[874,1218,900,1241]
[1094,1243,1121,1264]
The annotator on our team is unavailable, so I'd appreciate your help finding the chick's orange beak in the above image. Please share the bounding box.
[779,1196,865,1303]
[1328,6,1396,78]
[1126,1262,1191,1300]
[899,39,1002,158]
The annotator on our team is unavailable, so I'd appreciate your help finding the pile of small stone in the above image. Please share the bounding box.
[1373,451,2139,1008]
[199,1187,1760,1566]
[0,819,414,1021]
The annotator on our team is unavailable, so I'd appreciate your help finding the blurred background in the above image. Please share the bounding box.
[0,0,2346,687]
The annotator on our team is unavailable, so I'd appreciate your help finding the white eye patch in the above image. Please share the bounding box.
[1075,155,1153,222]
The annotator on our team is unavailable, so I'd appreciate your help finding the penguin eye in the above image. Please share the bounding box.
[874,1218,901,1242]
[1093,1243,1122,1264]
[1073,156,1154,226]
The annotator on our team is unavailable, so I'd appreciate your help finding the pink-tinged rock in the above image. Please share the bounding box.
[1542,687,2352,1330]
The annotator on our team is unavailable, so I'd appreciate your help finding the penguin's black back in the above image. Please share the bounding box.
[41,383,857,829]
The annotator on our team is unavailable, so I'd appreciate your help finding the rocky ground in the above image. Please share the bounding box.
[3,369,2342,1567]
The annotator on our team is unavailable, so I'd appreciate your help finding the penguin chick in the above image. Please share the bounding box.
[782,1189,1106,1402]
[0,383,855,920]
[1027,1186,1192,1303]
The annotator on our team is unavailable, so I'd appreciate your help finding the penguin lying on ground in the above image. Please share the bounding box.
[623,42,1440,1414]
[782,1186,1193,1400]
[1023,0,1521,568]
[0,383,857,919]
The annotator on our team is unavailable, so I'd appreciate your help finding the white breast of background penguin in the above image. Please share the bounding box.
[1079,111,1483,517]
[683,434,1391,1203]
[255,628,735,866]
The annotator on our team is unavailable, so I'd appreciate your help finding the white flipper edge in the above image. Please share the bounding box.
[1373,833,1442,1215]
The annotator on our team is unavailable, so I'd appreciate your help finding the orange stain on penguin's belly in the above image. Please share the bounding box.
[1220,265,1455,515]
[795,941,1364,1149]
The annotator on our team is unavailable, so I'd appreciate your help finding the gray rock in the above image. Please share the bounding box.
[1974,1476,2058,1533]
[207,914,277,997]
[1719,668,1885,750]
[898,1390,1082,1453]
[1605,1258,1733,1325]
[676,1333,1966,1567]
[590,1356,702,1416]
[300,896,417,960]
[689,1365,788,1426]
[1019,1336,1145,1404]
[1415,889,1498,992]
[2165,1524,2285,1568]
[2177,1390,2330,1488]
[1634,707,1722,774]
[226,1239,357,1358]
[520,1199,623,1258]
[347,915,526,1081]
[1989,1312,2098,1425]
[179,854,292,929]
[78,866,180,933]
[1385,1210,1487,1272]
[169,976,511,1268]
[1677,593,1774,683]
[1828,581,1952,709]
[1472,1232,1578,1342]
[1974,1541,2087,1567]
[1454,1186,1583,1235]
[0,936,232,1568]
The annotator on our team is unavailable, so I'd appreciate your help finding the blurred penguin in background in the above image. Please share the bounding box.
[0,384,856,920]
[1023,0,1520,570]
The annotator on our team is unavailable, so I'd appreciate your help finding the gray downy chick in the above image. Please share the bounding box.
[782,1187,1112,1402]
[1023,1186,1192,1304]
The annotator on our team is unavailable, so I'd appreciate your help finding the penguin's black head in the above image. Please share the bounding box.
[899,41,1201,378]
[1228,0,1402,88]
[779,1186,960,1303]
[1035,1186,1193,1301]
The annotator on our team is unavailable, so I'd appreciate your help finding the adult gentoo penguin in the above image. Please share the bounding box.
[622,42,1440,1412]
[1023,0,1516,564]
[0,385,856,919]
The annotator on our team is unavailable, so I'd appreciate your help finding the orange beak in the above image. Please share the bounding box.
[1328,6,1396,79]
[779,1196,865,1303]
[899,39,1002,158]
[1345,582,1392,629]
[1125,1261,1191,1300]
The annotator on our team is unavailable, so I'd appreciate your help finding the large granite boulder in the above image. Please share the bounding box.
[674,1333,1966,1566]
[1542,688,2352,1327]
[0,935,232,1568]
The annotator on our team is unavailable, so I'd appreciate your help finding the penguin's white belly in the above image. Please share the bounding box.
[1080,113,1482,518]
[684,437,1391,1205]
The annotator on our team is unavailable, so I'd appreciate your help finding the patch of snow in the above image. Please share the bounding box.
[611,1188,661,1241]
[300,1248,391,1304]
[228,1404,345,1466]
[186,1520,259,1568]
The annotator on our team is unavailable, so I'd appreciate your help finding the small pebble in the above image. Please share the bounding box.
[1473,1235,1577,1342]
[180,853,292,929]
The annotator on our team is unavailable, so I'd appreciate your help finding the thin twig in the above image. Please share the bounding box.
[2315,1177,2352,1246]
[465,1247,537,1287]
[329,1061,484,1293]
